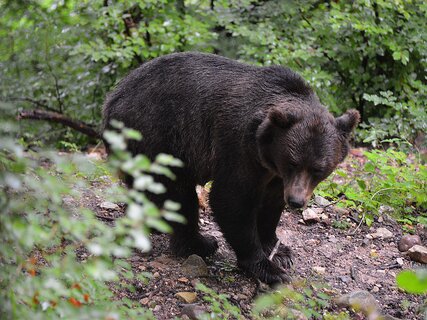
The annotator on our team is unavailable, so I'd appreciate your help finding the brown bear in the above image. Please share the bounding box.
[102,52,360,284]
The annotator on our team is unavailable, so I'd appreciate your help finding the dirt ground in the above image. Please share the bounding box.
[76,147,426,320]
[86,180,425,320]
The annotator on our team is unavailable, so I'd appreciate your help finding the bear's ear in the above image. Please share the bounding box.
[335,109,360,138]
[268,108,299,129]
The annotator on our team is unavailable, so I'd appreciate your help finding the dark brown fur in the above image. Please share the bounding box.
[103,52,360,284]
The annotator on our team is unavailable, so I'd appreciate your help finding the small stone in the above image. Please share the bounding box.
[306,239,320,246]
[398,234,421,252]
[370,249,378,258]
[302,208,320,223]
[181,304,207,320]
[314,195,331,207]
[365,234,373,240]
[99,201,119,210]
[339,275,352,283]
[153,305,161,312]
[378,216,384,223]
[140,297,149,305]
[407,245,427,264]
[335,290,379,316]
[181,255,209,278]
[328,235,338,243]
[153,272,160,278]
[396,257,404,265]
[371,227,393,239]
[178,277,189,283]
[312,266,326,274]
[149,261,167,270]
[333,206,350,216]
[175,292,197,304]
[371,286,380,293]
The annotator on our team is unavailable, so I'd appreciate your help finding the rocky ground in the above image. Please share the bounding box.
[85,187,426,319]
[76,148,427,320]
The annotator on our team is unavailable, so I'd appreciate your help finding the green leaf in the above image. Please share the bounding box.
[396,270,427,294]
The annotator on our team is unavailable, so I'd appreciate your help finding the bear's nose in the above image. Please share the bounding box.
[288,196,305,209]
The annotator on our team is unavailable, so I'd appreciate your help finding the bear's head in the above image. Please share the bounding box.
[256,106,360,209]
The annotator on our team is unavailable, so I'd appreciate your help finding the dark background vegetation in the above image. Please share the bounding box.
[1,0,426,149]
[0,1,426,319]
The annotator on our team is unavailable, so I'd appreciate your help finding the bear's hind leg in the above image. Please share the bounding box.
[167,180,218,258]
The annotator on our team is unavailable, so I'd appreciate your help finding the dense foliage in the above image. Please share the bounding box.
[1,0,426,318]
[0,118,183,319]
[1,0,426,147]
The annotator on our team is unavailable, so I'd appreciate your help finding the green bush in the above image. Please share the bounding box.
[2,1,426,147]
[316,148,427,226]
[0,120,182,319]
[216,0,427,144]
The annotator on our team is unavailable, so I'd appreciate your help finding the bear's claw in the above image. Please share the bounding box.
[240,257,291,285]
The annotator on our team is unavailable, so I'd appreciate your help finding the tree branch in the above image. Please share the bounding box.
[17,109,100,139]
[11,97,58,112]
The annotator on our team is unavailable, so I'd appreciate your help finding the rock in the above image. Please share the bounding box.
[181,304,207,319]
[371,227,393,239]
[149,261,168,270]
[398,234,421,252]
[335,290,379,316]
[407,245,427,264]
[371,286,380,293]
[99,201,119,210]
[140,297,149,305]
[333,206,350,216]
[339,275,352,283]
[181,255,209,278]
[302,208,321,223]
[153,305,161,312]
[312,266,326,274]
[314,195,331,207]
[175,292,197,304]
[328,235,338,243]
[178,277,189,283]
[396,257,404,266]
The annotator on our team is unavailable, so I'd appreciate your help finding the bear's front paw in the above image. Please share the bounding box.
[170,233,218,258]
[271,244,293,269]
[263,241,293,270]
[240,257,291,285]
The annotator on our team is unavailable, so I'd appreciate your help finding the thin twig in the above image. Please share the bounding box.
[350,212,365,235]
[268,240,281,261]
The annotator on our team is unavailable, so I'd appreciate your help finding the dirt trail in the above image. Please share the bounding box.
[87,175,424,320]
